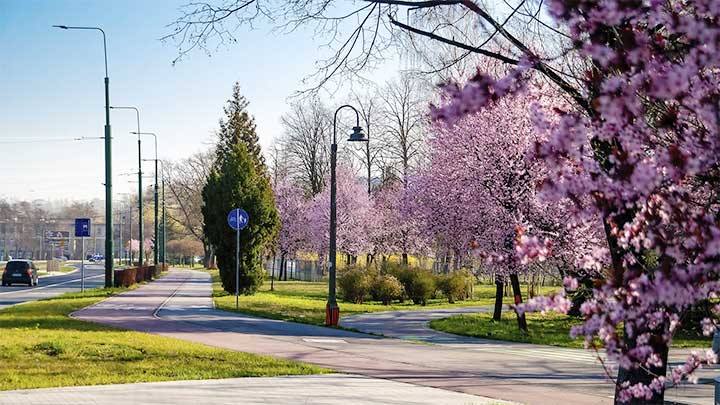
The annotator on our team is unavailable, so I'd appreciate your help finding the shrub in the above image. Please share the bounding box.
[372,274,404,305]
[439,269,475,303]
[404,269,437,306]
[338,265,370,304]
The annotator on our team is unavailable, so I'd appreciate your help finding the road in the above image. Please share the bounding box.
[0,263,104,310]
[73,269,715,405]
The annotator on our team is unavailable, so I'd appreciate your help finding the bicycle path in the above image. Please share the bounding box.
[72,269,712,405]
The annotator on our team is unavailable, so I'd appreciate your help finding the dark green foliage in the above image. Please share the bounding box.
[338,265,370,304]
[438,269,475,303]
[203,133,279,295]
[217,82,266,173]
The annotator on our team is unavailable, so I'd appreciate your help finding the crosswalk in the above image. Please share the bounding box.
[456,343,610,365]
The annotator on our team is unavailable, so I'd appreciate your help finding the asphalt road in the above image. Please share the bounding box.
[73,269,716,405]
[0,263,105,310]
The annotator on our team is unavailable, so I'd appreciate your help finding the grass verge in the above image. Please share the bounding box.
[429,311,711,349]
[206,269,559,327]
[0,287,329,391]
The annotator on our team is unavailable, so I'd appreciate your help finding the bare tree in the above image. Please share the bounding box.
[350,89,384,194]
[377,75,426,184]
[280,98,331,195]
[163,1,582,105]
[267,141,292,188]
[166,149,215,267]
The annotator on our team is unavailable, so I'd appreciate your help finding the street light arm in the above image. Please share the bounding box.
[131,132,158,161]
[53,25,107,77]
[111,106,140,138]
[332,105,361,144]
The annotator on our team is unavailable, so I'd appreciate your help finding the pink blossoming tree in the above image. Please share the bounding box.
[306,165,374,263]
[431,1,720,402]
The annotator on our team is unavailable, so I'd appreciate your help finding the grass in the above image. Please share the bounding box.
[0,286,329,391]
[429,311,712,349]
[207,269,559,327]
[37,263,76,277]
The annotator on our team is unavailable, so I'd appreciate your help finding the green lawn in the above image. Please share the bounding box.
[0,287,328,391]
[36,262,77,277]
[429,311,711,349]
[208,269,559,327]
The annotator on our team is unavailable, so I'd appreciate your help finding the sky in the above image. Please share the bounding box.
[0,0,399,202]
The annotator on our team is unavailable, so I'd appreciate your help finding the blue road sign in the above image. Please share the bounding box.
[75,218,91,237]
[227,208,249,231]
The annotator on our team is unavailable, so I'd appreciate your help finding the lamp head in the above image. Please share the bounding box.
[347,126,368,142]
[53,25,68,29]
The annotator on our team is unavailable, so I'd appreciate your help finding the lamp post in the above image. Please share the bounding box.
[39,218,46,261]
[135,132,159,268]
[111,106,143,267]
[161,168,166,266]
[53,24,113,287]
[326,105,367,326]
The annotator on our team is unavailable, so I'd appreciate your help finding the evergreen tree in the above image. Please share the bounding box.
[203,138,279,295]
[217,82,266,173]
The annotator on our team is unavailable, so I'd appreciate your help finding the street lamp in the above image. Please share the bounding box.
[111,106,144,267]
[142,158,166,268]
[326,105,367,326]
[53,24,114,287]
[136,132,160,268]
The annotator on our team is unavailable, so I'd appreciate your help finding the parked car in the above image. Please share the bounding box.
[1,260,38,287]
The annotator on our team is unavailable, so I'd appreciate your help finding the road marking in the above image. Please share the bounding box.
[0,274,104,296]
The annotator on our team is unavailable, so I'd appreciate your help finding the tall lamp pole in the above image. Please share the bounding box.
[326,105,367,326]
[161,166,166,266]
[111,106,143,267]
[53,24,113,287]
[135,132,159,268]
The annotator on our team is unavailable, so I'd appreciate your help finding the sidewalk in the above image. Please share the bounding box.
[72,269,713,405]
[0,374,510,405]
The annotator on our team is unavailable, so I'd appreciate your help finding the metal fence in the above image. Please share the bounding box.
[263,258,326,282]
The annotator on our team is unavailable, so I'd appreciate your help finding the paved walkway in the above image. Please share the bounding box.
[71,270,713,405]
[0,374,509,405]
[340,297,716,372]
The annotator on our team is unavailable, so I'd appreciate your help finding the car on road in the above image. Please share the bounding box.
[1,260,39,287]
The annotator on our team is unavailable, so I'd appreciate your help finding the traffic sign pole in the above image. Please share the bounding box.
[81,237,85,292]
[74,218,91,292]
[227,208,249,310]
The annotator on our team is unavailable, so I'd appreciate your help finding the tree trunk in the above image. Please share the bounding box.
[402,252,408,265]
[282,256,288,281]
[202,243,212,268]
[493,275,504,321]
[614,329,669,404]
[271,254,276,291]
[509,273,528,333]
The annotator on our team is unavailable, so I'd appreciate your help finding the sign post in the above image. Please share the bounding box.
[227,208,249,309]
[75,218,91,292]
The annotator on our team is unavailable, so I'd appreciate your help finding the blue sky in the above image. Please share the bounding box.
[0,0,397,201]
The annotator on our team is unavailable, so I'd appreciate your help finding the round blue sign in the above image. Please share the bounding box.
[227,208,249,231]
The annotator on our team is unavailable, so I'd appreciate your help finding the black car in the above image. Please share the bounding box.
[1,260,38,287]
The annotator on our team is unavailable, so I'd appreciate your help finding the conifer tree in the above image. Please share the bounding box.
[202,142,278,294]
[203,85,279,294]
[217,82,266,173]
